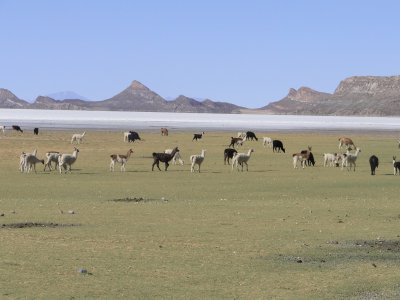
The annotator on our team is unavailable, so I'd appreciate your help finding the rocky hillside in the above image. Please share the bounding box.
[0,81,243,113]
[262,76,400,116]
[0,89,30,108]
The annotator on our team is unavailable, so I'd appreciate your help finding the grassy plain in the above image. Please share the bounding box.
[1,129,400,299]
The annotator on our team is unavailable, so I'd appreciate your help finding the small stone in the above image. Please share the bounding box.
[68,210,75,214]
[0,213,4,217]
[78,268,88,274]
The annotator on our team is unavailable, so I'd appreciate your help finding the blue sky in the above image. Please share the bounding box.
[1,0,400,108]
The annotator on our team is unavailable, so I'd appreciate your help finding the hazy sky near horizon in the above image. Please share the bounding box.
[1,1,400,108]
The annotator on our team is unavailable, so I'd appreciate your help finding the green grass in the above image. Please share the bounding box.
[1,129,400,299]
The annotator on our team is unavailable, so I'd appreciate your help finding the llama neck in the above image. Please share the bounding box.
[171,148,178,157]
[201,150,206,157]
[126,150,132,159]
[247,149,253,156]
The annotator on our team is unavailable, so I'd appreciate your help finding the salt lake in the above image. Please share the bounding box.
[1,109,400,131]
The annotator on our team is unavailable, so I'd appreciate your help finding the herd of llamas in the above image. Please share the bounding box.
[3,125,400,176]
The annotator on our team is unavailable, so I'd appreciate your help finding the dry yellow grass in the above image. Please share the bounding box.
[1,129,400,299]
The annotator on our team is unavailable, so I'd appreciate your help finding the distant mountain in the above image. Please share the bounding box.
[0,89,30,108]
[261,76,400,116]
[46,91,89,101]
[4,76,400,115]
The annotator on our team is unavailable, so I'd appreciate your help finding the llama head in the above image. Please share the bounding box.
[74,147,80,153]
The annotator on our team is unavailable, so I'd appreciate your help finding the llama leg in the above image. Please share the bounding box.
[110,160,114,172]
[165,162,169,171]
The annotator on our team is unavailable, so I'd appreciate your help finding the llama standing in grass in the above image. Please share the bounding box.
[71,132,86,144]
[24,154,45,173]
[369,155,379,175]
[393,156,400,175]
[59,148,79,174]
[338,137,355,150]
[341,148,361,171]
[263,137,273,148]
[323,153,339,167]
[231,149,254,171]
[190,149,206,173]
[224,148,237,165]
[0,125,5,134]
[110,149,134,172]
[192,132,205,141]
[161,128,169,136]
[152,147,179,171]
[165,148,184,165]
[19,149,37,172]
[44,151,61,171]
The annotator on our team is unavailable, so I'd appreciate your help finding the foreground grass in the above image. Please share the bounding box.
[1,129,400,299]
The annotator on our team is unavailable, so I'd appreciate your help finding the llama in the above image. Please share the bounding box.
[323,153,339,167]
[272,140,285,153]
[393,156,400,175]
[71,132,85,144]
[12,125,23,133]
[123,131,130,142]
[341,148,361,171]
[231,149,254,172]
[128,131,141,143]
[224,148,237,165]
[152,147,179,171]
[110,149,134,172]
[292,146,312,169]
[165,148,184,165]
[338,137,356,150]
[263,137,273,148]
[44,151,61,171]
[0,125,5,134]
[192,132,205,141]
[33,128,39,135]
[190,149,206,173]
[245,131,258,141]
[19,149,37,172]
[228,137,244,148]
[58,148,79,174]
[24,154,44,173]
[161,128,169,136]
[369,155,379,175]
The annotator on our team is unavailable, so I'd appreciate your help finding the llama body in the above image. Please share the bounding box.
[152,147,179,171]
[44,151,61,171]
[161,128,169,136]
[229,137,244,148]
[59,148,79,173]
[245,131,258,141]
[323,153,339,167]
[263,137,273,148]
[369,155,379,175]
[341,148,361,171]
[19,149,37,172]
[190,149,206,173]
[12,125,23,133]
[110,149,133,172]
[128,131,141,143]
[71,132,85,144]
[272,140,285,153]
[224,148,237,165]
[192,132,205,141]
[232,149,254,171]
[393,156,400,175]
[338,137,355,149]
[165,148,184,165]
[293,147,312,169]
[0,125,5,134]
[24,154,44,173]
